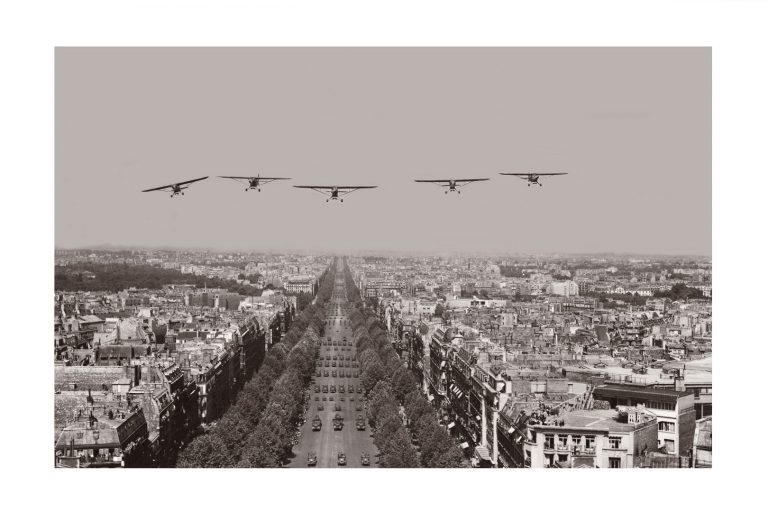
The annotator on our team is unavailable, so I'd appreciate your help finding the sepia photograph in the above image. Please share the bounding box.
[53,47,712,469]
[9,0,768,510]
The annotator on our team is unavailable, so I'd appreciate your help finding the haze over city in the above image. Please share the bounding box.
[56,47,711,256]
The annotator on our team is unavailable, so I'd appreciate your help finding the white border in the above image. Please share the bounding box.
[2,1,766,511]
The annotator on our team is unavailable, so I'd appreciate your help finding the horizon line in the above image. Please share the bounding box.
[54,244,711,259]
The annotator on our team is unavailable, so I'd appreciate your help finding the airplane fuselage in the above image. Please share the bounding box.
[528,174,541,186]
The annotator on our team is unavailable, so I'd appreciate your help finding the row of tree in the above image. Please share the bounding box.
[175,264,336,467]
[345,265,463,467]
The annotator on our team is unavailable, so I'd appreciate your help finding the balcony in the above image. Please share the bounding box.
[572,446,596,456]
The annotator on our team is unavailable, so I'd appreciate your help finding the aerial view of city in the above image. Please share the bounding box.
[53,46,711,470]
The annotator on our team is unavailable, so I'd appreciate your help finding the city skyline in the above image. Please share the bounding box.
[56,47,711,256]
[54,244,712,259]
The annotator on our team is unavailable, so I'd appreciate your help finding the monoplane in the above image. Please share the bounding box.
[141,176,209,197]
[499,172,567,187]
[219,174,291,192]
[414,178,489,194]
[293,185,377,202]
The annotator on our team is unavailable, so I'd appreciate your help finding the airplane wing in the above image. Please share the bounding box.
[499,172,567,176]
[141,183,175,192]
[176,176,209,186]
[293,185,336,196]
[499,173,534,180]
[414,179,452,187]
[454,178,490,183]
[219,176,253,181]
[336,186,377,196]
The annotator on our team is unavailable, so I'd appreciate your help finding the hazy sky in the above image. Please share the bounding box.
[55,47,711,256]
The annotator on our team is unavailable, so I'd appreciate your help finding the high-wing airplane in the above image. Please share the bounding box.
[141,176,209,197]
[293,185,377,202]
[218,174,291,192]
[499,172,567,187]
[414,178,490,194]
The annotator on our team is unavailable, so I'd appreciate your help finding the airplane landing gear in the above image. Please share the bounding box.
[340,199,344,203]
[538,183,542,187]
[445,190,448,194]
[458,190,461,194]
[258,188,261,192]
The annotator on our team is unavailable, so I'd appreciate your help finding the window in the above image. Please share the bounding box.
[664,439,676,453]
[558,454,568,463]
[585,435,595,449]
[558,435,569,448]
[544,434,555,450]
[609,457,621,468]
[659,421,676,433]
[609,437,621,449]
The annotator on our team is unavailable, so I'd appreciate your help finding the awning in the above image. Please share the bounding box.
[427,395,435,402]
[460,442,470,449]
[447,422,456,429]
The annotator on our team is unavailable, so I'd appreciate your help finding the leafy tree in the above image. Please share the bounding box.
[379,428,419,468]
[176,433,233,468]
[361,359,386,393]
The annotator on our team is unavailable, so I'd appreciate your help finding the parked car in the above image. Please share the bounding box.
[337,453,347,466]
[307,452,318,466]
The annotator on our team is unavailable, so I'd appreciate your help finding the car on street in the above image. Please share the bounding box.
[318,403,324,411]
[356,404,363,411]
[340,396,345,401]
[338,385,344,393]
[337,453,347,466]
[361,453,370,466]
[307,452,318,466]
[324,371,329,377]
[322,397,327,401]
[329,396,334,401]
[356,386,362,393]
[315,385,321,393]
[322,385,328,393]
[330,385,336,393]
[354,372,359,378]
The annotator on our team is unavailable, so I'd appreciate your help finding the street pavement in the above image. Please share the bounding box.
[285,272,378,468]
